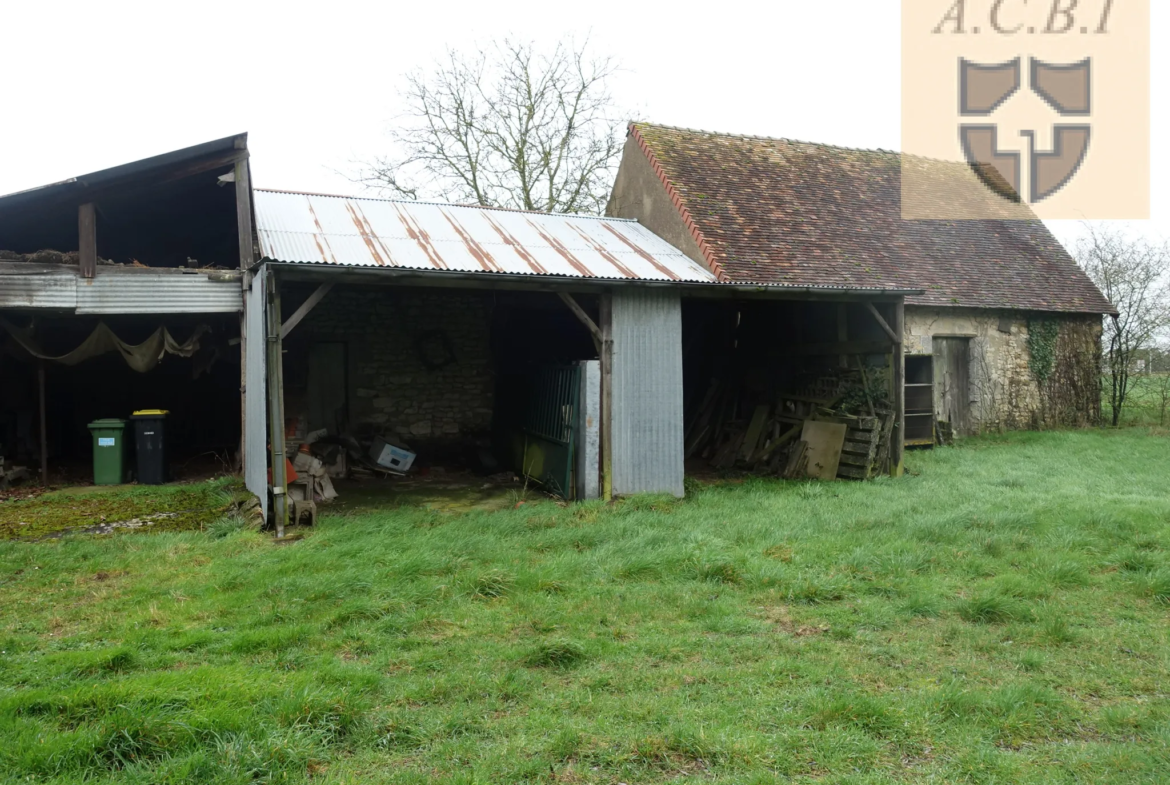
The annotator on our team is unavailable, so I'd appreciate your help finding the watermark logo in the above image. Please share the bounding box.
[902,1,1149,220]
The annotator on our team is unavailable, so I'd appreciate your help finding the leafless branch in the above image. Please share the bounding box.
[1076,226,1170,426]
[356,37,624,215]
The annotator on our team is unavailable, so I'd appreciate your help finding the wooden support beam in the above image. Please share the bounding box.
[557,292,602,352]
[265,271,288,536]
[891,299,906,478]
[599,292,614,502]
[78,203,96,279]
[280,282,334,339]
[38,361,48,486]
[865,301,900,345]
[234,155,255,270]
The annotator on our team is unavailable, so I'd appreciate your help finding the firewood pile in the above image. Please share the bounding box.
[685,371,894,481]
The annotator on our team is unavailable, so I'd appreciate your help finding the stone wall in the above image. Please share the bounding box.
[294,286,495,444]
[904,306,1102,431]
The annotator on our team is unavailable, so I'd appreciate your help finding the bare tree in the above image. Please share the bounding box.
[1153,364,1170,427]
[1076,227,1170,426]
[359,38,623,214]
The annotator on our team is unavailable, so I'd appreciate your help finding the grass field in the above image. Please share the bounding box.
[1,429,1168,783]
[1111,373,1170,428]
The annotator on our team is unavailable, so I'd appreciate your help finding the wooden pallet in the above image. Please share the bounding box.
[836,413,890,480]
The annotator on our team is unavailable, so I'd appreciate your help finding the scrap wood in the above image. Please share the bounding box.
[740,405,771,462]
[712,426,746,469]
[757,423,802,464]
[854,356,877,417]
[783,441,809,479]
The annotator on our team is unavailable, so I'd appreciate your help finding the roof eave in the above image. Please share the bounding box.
[262,259,922,298]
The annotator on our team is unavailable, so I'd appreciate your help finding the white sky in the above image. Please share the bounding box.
[0,0,1165,250]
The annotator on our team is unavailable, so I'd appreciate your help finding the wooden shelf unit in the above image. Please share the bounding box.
[904,355,935,446]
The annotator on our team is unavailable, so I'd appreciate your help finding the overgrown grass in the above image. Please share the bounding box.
[1,429,1169,783]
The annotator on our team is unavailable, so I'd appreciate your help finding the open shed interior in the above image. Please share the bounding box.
[0,313,241,484]
[279,281,600,497]
[0,136,242,270]
[681,297,900,480]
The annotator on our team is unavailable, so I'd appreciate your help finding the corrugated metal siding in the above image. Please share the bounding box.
[244,268,269,519]
[0,267,242,313]
[253,189,716,283]
[576,359,601,501]
[0,271,77,309]
[611,289,685,497]
[77,273,242,314]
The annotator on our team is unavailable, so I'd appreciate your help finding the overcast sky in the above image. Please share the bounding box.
[1,0,1164,250]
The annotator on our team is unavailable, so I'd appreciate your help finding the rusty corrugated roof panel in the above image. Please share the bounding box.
[253,189,717,283]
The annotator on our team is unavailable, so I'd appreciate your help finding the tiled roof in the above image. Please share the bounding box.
[630,123,1114,314]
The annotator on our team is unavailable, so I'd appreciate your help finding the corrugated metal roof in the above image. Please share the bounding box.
[0,265,242,314]
[253,189,717,283]
[0,134,247,212]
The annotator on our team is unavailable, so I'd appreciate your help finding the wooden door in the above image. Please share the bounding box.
[933,338,971,435]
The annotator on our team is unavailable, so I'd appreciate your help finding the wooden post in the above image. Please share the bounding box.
[78,203,97,279]
[234,149,254,270]
[599,292,614,501]
[265,270,288,536]
[37,361,48,486]
[234,147,255,476]
[891,298,906,477]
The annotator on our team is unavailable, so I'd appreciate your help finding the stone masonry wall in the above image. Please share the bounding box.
[905,307,1102,431]
[298,287,495,443]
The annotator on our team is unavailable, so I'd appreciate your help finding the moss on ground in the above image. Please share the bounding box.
[0,478,247,541]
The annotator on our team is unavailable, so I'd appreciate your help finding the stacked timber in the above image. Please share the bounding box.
[684,372,893,481]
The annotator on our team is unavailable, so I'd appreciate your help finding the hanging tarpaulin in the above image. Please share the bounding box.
[0,318,210,373]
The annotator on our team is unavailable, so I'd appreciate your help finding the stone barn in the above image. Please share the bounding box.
[607,123,1114,442]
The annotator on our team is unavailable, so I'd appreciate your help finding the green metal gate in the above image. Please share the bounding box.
[521,364,580,498]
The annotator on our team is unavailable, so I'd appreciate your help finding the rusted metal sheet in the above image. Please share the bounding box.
[253,189,716,283]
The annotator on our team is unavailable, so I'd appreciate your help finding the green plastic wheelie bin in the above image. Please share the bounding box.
[87,419,128,485]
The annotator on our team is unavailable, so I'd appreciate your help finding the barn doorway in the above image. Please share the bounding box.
[933,337,971,435]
